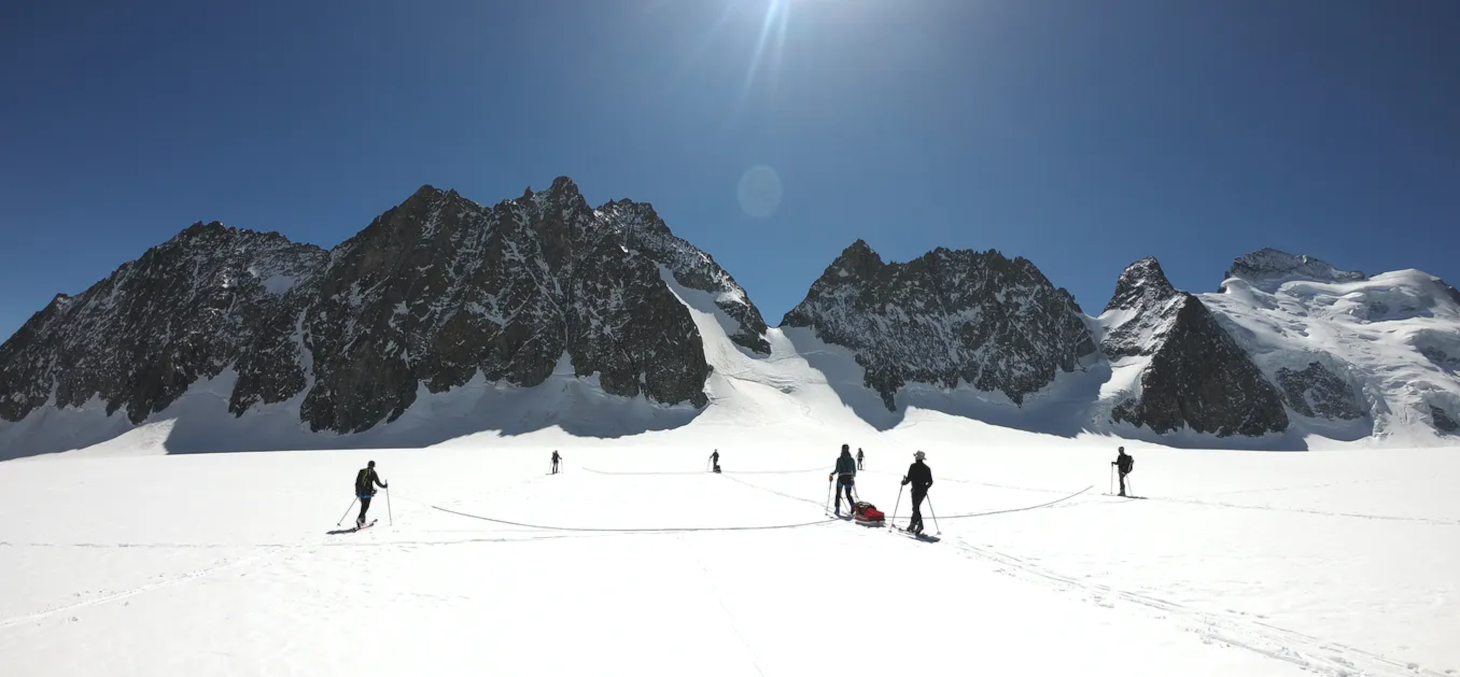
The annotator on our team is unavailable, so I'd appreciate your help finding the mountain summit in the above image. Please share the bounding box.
[0,178,771,436]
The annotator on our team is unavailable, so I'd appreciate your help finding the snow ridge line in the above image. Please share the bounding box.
[429,505,838,533]
[952,539,1447,677]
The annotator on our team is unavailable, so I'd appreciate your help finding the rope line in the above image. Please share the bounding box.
[429,505,840,533]
[581,467,828,476]
[932,485,1093,520]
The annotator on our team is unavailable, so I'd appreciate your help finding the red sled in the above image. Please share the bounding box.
[853,501,885,527]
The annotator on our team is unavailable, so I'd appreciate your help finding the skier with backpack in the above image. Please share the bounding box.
[828,444,857,516]
[709,449,721,473]
[900,451,934,535]
[856,448,865,470]
[354,461,388,528]
[1112,447,1134,497]
[551,450,561,474]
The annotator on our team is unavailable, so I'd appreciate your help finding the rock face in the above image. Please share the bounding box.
[0,178,765,433]
[782,241,1096,409]
[0,223,326,424]
[1224,248,1366,290]
[1274,362,1363,420]
[1431,406,1458,434]
[597,200,770,354]
[1102,258,1289,437]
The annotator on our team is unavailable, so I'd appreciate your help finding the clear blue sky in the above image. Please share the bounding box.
[2,0,1457,341]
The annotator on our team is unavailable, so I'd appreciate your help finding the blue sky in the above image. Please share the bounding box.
[2,0,1457,341]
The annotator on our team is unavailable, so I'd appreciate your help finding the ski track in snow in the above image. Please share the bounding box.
[0,549,283,630]
[952,538,1447,677]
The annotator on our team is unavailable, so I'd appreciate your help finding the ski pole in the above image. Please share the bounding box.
[386,486,394,526]
[890,484,904,529]
[1127,476,1134,498]
[1110,465,1115,495]
[825,477,834,512]
[336,497,358,527]
[927,494,941,535]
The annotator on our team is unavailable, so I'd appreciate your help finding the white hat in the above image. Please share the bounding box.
[913,451,926,461]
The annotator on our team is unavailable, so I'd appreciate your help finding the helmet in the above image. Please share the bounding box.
[913,451,926,461]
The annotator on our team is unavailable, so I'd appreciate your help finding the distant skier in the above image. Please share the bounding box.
[354,461,388,528]
[551,450,562,475]
[829,444,857,516]
[901,451,933,535]
[856,448,865,470]
[710,449,721,473]
[1112,446,1134,497]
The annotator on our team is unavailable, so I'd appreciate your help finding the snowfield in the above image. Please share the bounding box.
[3,252,1459,675]
[2,441,1457,677]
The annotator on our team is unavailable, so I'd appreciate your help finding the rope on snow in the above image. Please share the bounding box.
[932,485,1093,520]
[429,505,840,533]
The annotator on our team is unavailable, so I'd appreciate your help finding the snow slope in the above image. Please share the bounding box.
[1203,270,1460,444]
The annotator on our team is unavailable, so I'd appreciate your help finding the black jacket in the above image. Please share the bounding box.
[903,461,933,493]
[355,468,385,496]
[1115,453,1133,474]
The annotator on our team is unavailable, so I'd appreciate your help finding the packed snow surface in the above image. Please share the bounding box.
[2,440,1457,677]
[2,269,1458,676]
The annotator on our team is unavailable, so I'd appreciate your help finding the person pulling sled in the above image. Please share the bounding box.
[900,451,933,535]
[355,461,388,528]
[829,444,857,516]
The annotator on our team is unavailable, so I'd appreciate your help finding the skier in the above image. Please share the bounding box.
[354,461,388,528]
[551,450,561,475]
[828,444,857,516]
[1112,446,1134,497]
[900,451,933,535]
[710,449,721,473]
[856,448,865,470]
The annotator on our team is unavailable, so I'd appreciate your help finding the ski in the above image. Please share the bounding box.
[354,519,379,532]
[1101,493,1147,500]
[890,526,940,543]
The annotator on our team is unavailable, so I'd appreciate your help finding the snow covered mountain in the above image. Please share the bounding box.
[2,179,1458,457]
[1095,257,1289,437]
[1202,251,1460,442]
[781,241,1097,409]
[0,178,770,446]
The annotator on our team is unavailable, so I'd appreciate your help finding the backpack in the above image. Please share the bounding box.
[1120,454,1135,474]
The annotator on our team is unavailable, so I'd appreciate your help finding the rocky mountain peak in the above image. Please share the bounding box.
[1225,248,1366,289]
[595,199,771,353]
[783,242,1096,409]
[1105,257,1178,313]
[824,239,884,281]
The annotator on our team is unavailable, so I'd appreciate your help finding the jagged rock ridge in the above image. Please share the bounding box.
[782,241,1097,410]
[0,178,771,433]
[1101,257,1290,437]
[1224,248,1366,290]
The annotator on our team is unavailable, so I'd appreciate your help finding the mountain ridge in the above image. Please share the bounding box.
[2,181,1457,456]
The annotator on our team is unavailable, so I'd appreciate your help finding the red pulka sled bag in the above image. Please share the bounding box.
[853,501,885,526]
